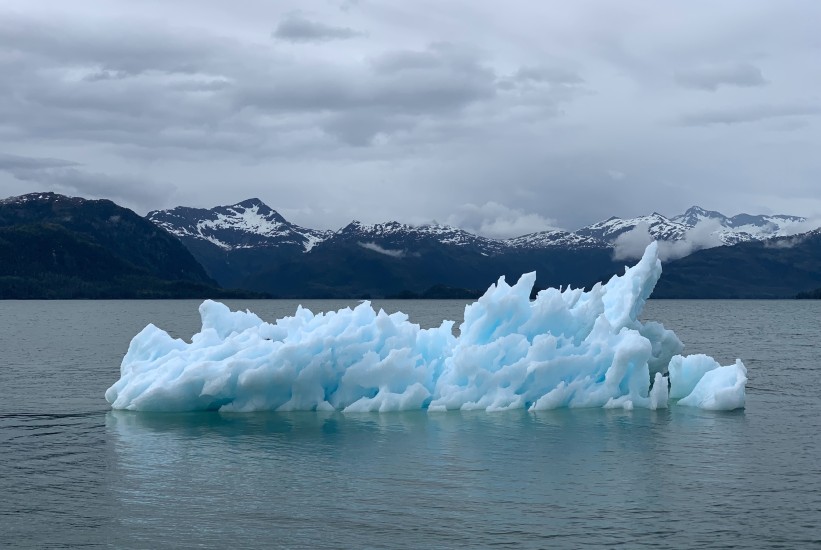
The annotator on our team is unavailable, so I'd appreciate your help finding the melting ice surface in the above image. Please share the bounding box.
[105,243,747,412]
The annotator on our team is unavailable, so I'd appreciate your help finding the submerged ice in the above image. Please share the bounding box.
[105,243,747,413]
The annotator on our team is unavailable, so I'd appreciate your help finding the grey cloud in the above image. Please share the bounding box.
[2,1,820,231]
[339,0,361,12]
[371,43,487,75]
[660,219,725,260]
[0,152,79,171]
[235,64,494,120]
[372,50,443,73]
[764,233,813,249]
[0,10,569,164]
[515,65,583,85]
[0,17,504,156]
[82,70,130,82]
[168,79,233,92]
[0,152,175,211]
[678,103,821,126]
[612,223,653,261]
[0,13,234,77]
[675,62,767,91]
[273,14,362,42]
[446,202,558,239]
[237,43,499,145]
[0,12,269,156]
[606,170,626,181]
[761,118,810,132]
[321,110,412,146]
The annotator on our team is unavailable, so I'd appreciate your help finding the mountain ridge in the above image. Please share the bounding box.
[2,192,818,299]
[149,199,809,256]
[144,197,818,298]
[0,192,264,298]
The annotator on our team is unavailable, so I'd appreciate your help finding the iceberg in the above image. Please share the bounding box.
[105,243,746,413]
[669,355,747,410]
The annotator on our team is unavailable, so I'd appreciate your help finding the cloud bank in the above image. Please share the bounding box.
[0,1,820,230]
[446,202,558,239]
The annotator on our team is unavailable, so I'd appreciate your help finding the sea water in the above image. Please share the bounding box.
[1,299,819,548]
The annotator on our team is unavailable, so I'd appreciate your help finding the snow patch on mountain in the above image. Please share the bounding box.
[337,220,506,254]
[148,199,331,252]
[505,230,608,249]
[577,213,688,243]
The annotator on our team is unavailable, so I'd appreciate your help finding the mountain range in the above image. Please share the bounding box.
[150,200,808,255]
[1,192,818,299]
[149,199,619,297]
[148,198,818,298]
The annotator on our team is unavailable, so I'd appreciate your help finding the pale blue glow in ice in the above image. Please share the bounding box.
[105,243,746,412]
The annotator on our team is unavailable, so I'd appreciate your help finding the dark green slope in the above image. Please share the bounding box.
[654,230,821,298]
[183,239,307,291]
[0,193,260,298]
[796,287,821,299]
[240,240,620,298]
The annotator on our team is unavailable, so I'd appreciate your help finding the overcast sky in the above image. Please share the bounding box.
[1,1,819,236]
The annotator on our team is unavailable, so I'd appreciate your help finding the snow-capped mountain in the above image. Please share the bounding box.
[576,213,689,243]
[149,199,811,257]
[331,220,507,255]
[577,206,808,246]
[671,206,807,244]
[0,191,69,206]
[331,221,613,254]
[4,192,819,299]
[140,197,820,298]
[670,206,729,227]
[148,198,331,252]
[505,230,608,249]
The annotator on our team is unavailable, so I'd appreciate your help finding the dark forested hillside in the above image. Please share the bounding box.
[654,230,821,298]
[0,193,260,298]
[238,237,621,298]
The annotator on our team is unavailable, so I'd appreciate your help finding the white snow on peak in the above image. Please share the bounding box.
[342,220,504,252]
[0,192,76,206]
[191,203,292,247]
[505,230,608,249]
[146,198,817,259]
[148,200,332,252]
[105,243,746,413]
[579,206,812,249]
[302,232,326,252]
[576,213,688,245]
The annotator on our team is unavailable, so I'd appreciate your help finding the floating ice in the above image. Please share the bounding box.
[669,355,747,410]
[105,243,746,413]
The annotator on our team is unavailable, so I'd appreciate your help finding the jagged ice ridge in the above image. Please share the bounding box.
[105,243,747,412]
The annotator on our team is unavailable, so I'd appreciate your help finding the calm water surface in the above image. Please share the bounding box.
[1,299,820,548]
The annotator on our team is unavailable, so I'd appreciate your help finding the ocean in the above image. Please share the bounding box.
[1,299,820,548]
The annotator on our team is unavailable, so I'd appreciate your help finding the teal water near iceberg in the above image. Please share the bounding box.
[1,299,820,548]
